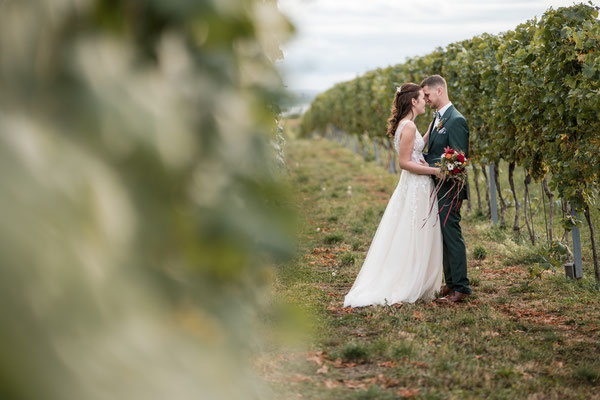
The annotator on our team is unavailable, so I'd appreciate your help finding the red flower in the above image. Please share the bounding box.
[457,154,465,163]
[444,146,455,155]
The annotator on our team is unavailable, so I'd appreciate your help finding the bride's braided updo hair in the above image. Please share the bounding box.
[386,83,421,138]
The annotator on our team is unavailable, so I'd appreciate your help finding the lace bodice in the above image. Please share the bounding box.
[393,120,426,164]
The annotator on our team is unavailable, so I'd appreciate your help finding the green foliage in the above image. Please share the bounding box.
[297,174,309,183]
[484,225,508,242]
[390,342,414,358]
[324,233,344,244]
[350,224,366,234]
[361,207,375,222]
[574,366,600,384]
[473,245,488,260]
[539,241,572,272]
[300,3,600,211]
[525,240,572,279]
[496,366,518,379]
[353,386,397,400]
[458,314,477,326]
[351,240,363,251]
[561,213,581,231]
[505,247,544,267]
[340,252,356,266]
[337,341,370,362]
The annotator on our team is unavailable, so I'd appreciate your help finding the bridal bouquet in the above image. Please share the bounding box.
[424,147,469,227]
[437,146,468,183]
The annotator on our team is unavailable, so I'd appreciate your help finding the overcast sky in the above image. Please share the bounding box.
[276,0,586,95]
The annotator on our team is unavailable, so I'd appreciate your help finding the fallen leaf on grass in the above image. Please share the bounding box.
[410,361,429,368]
[317,365,329,374]
[498,304,571,328]
[342,380,367,390]
[397,388,420,398]
[398,331,416,340]
[413,311,423,320]
[306,355,322,366]
[306,351,328,366]
[378,361,399,368]
[346,375,401,389]
[290,374,310,383]
[324,379,340,389]
[332,358,357,368]
[326,304,353,314]
[483,331,500,337]
[374,374,400,388]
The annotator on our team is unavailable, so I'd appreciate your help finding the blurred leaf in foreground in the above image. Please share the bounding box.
[0,0,294,399]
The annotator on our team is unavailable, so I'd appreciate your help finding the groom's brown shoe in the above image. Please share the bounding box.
[437,291,470,304]
[438,285,453,298]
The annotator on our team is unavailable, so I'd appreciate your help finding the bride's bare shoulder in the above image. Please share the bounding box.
[398,120,416,136]
[397,119,416,134]
[403,120,416,130]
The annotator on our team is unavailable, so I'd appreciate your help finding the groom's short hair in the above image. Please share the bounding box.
[420,75,447,92]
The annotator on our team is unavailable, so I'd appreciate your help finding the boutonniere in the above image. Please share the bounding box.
[434,117,447,131]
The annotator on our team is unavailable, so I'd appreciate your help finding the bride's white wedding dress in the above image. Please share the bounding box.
[343,120,443,307]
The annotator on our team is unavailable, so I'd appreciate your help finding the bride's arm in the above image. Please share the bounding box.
[422,120,434,145]
[397,122,440,176]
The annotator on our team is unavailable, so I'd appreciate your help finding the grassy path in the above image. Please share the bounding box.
[260,137,600,400]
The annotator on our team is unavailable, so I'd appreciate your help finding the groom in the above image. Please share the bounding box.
[421,75,472,303]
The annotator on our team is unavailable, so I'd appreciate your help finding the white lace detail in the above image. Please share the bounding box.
[391,120,431,228]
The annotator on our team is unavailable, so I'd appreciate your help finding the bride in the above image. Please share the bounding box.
[343,83,443,307]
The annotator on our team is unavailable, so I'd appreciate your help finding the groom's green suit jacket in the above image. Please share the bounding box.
[424,104,470,201]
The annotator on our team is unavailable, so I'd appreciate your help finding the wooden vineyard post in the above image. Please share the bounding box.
[473,165,482,210]
[481,165,492,218]
[488,164,498,225]
[583,205,600,284]
[570,208,583,279]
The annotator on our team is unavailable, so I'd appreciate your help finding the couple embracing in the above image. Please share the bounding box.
[344,75,472,307]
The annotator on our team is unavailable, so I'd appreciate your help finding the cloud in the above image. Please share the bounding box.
[277,0,587,92]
